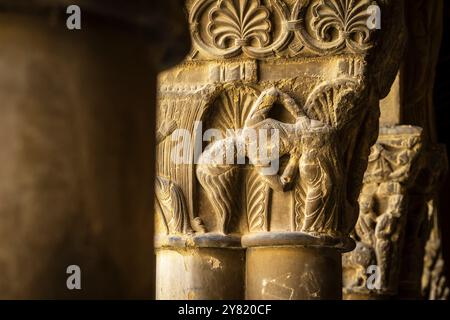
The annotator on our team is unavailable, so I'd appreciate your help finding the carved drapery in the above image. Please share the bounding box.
[156,0,406,299]
[400,146,449,299]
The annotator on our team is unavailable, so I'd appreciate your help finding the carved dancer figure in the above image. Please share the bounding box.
[342,241,376,290]
[243,88,325,191]
[375,212,397,289]
[196,87,328,234]
[355,195,377,246]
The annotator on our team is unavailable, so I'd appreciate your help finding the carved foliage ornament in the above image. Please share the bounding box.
[190,0,376,59]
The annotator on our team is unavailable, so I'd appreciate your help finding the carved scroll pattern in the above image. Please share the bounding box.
[190,0,377,59]
[194,79,362,236]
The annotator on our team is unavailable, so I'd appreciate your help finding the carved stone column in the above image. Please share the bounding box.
[401,146,448,299]
[343,126,423,299]
[156,0,405,300]
[422,183,450,300]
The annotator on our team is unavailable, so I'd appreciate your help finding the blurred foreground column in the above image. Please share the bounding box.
[156,0,406,300]
[0,0,189,298]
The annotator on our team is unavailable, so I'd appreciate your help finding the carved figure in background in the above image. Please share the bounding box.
[196,87,340,234]
[355,195,377,245]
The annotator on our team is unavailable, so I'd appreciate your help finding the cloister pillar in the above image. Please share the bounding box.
[0,1,189,298]
[343,0,449,300]
[156,0,406,300]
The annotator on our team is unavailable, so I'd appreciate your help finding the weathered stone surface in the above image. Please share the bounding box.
[0,1,189,298]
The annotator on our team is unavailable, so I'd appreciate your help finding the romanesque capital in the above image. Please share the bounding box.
[343,126,423,298]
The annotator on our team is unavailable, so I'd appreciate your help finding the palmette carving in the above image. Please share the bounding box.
[190,0,290,59]
[309,0,373,53]
[197,86,335,234]
[156,0,404,254]
[343,126,423,296]
[303,78,358,129]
